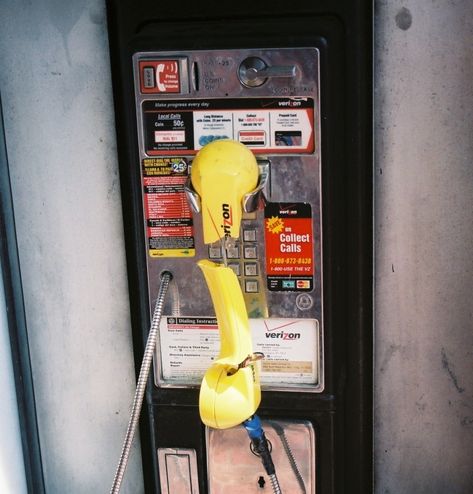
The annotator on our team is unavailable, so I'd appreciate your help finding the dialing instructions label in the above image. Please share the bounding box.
[157,316,320,388]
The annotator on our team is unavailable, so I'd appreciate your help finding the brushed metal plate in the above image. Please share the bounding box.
[157,448,199,494]
[206,420,315,493]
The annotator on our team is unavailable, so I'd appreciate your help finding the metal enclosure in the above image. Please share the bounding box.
[2,1,473,493]
[107,2,373,493]
[132,48,323,393]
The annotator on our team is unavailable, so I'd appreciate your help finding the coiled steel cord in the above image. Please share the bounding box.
[110,271,172,494]
[245,415,283,494]
[269,421,306,494]
[269,473,283,494]
[169,276,180,317]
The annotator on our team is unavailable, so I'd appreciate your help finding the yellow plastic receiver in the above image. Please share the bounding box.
[191,140,258,244]
[198,260,261,429]
[192,139,261,429]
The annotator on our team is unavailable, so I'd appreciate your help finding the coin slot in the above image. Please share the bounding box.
[192,61,199,91]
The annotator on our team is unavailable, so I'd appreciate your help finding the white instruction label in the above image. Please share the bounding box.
[252,318,319,386]
[157,316,320,389]
[235,111,269,147]
[143,97,315,155]
[192,109,312,151]
[193,111,234,147]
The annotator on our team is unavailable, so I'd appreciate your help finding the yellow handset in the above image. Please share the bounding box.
[191,140,261,429]
[191,139,258,244]
[198,260,261,429]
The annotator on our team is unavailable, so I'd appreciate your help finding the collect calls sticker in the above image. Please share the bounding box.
[264,202,314,292]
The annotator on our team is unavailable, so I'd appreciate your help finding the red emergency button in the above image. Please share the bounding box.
[139,60,181,94]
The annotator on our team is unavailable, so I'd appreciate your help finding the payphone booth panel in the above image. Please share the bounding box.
[107,3,372,494]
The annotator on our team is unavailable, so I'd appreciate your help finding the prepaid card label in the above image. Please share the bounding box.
[157,316,319,388]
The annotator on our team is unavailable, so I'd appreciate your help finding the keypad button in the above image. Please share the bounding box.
[243,245,257,259]
[245,280,259,293]
[243,229,257,242]
[244,262,258,276]
[226,245,240,259]
[208,246,222,259]
[228,263,241,276]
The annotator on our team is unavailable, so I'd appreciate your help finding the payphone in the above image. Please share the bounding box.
[106,2,372,493]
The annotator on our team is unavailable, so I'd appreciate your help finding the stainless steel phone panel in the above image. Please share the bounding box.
[132,48,323,392]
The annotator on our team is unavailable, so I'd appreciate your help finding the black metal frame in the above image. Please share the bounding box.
[106,3,372,492]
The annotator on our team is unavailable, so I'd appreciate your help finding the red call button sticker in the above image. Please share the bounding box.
[139,60,180,94]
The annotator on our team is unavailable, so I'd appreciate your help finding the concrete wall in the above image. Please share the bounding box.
[0,1,143,492]
[0,266,28,493]
[1,0,473,493]
[374,2,473,493]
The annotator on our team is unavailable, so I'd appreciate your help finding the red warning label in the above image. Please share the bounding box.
[139,60,180,94]
[238,130,266,146]
[142,158,195,257]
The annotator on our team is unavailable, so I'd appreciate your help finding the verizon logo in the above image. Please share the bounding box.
[221,203,233,237]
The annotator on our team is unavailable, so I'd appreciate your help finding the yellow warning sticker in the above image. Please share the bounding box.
[261,360,313,374]
[149,248,195,258]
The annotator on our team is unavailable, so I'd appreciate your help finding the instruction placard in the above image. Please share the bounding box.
[142,158,195,257]
[139,60,181,94]
[143,98,315,155]
[157,316,319,388]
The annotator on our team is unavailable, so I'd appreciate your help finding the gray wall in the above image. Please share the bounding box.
[1,0,472,493]
[0,1,143,492]
[375,2,473,493]
[0,265,28,493]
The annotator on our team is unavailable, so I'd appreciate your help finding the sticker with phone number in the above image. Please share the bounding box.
[264,202,314,292]
[142,157,195,257]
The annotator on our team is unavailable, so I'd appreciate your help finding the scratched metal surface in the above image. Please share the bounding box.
[133,48,323,322]
[1,0,473,493]
[207,420,315,493]
[0,1,144,493]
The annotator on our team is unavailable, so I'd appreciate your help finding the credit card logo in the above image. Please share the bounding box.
[282,280,295,289]
[296,280,311,289]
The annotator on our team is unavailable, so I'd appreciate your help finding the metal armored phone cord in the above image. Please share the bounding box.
[110,271,172,494]
[269,421,306,494]
[244,415,283,494]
